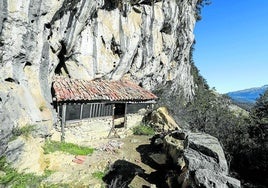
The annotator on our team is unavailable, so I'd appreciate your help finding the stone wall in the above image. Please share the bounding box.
[52,113,144,146]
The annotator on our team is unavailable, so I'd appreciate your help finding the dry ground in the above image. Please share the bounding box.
[43,135,156,187]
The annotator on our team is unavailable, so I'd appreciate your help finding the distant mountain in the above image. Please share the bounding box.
[226,85,268,109]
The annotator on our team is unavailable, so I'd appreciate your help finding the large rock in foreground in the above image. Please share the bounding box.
[162,131,241,188]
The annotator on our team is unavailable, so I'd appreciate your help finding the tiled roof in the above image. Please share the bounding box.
[52,76,158,102]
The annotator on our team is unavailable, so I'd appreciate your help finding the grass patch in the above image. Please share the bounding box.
[0,157,52,188]
[92,167,108,188]
[10,124,35,141]
[43,140,94,156]
[12,125,35,137]
[132,124,155,136]
[92,171,106,180]
[42,183,70,188]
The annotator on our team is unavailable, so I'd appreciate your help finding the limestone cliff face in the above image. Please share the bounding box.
[0,0,198,155]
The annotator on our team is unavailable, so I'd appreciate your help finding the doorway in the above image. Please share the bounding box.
[114,103,126,128]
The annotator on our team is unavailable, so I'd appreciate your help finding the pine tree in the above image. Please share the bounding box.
[248,89,268,182]
[250,89,268,142]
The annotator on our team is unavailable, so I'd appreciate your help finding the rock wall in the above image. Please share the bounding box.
[0,0,198,156]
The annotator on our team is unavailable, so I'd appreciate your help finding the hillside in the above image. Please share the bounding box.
[227,85,268,103]
[227,85,268,110]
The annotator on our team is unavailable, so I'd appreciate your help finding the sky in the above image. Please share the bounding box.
[193,0,268,93]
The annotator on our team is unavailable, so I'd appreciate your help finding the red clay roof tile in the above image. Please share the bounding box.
[52,76,158,102]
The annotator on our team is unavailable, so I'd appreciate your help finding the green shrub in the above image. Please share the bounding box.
[10,124,35,141]
[43,140,94,156]
[39,104,46,112]
[92,171,106,180]
[132,125,155,136]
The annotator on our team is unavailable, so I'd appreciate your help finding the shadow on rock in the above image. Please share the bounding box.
[103,159,145,188]
[136,144,162,170]
[136,144,181,187]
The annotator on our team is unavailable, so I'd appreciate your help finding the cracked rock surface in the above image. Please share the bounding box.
[162,131,241,188]
[0,0,198,156]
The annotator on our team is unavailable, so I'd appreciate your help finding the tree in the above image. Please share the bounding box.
[196,0,211,21]
[250,89,268,141]
[185,43,267,186]
[248,89,268,181]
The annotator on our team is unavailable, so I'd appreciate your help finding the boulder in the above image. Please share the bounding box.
[193,169,241,188]
[5,137,25,164]
[162,131,241,188]
[149,107,181,132]
[32,123,52,138]
[163,132,185,168]
[185,132,228,174]
[149,153,167,165]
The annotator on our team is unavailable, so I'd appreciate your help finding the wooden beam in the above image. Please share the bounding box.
[101,104,104,117]
[89,103,93,118]
[97,103,101,117]
[92,104,95,118]
[124,103,127,128]
[108,104,116,138]
[61,104,66,142]
[95,104,99,117]
[80,104,83,119]
[108,104,112,116]
[104,104,107,116]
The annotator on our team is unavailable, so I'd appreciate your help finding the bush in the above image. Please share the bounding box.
[43,140,94,155]
[0,157,52,188]
[92,171,106,180]
[10,124,35,141]
[132,125,155,136]
[39,103,46,112]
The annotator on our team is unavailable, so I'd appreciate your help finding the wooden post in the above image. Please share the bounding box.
[108,104,112,116]
[92,104,95,118]
[61,104,66,142]
[80,104,83,119]
[98,104,102,117]
[124,103,127,128]
[104,104,107,116]
[89,103,93,118]
[100,103,104,117]
[108,104,116,138]
[95,104,98,117]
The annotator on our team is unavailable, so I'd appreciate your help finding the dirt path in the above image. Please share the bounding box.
[43,135,156,187]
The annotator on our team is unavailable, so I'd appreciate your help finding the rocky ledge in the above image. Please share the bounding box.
[150,131,241,188]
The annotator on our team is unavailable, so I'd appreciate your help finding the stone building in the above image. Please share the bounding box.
[52,76,158,140]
